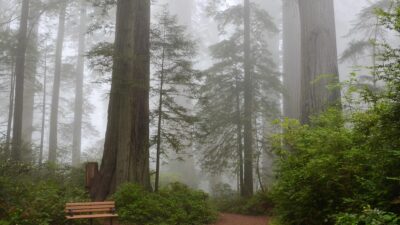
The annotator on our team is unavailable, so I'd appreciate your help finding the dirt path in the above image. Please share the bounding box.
[213,213,269,225]
[102,213,269,225]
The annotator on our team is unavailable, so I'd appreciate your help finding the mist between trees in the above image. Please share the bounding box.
[1,0,400,224]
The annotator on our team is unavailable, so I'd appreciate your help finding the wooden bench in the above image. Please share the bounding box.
[65,201,118,225]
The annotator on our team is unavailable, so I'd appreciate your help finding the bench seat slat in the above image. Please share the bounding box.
[66,214,118,219]
[65,201,118,221]
[66,201,115,206]
[65,208,116,213]
[66,205,115,210]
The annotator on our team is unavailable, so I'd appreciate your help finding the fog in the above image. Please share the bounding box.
[0,0,392,193]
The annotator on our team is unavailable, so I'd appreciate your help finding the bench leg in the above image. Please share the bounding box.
[90,218,93,225]
[110,218,113,225]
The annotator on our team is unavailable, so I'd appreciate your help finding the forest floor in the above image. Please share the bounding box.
[212,213,269,225]
[101,213,269,225]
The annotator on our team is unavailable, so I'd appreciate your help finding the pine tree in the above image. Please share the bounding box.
[340,0,391,91]
[151,6,198,192]
[197,2,280,196]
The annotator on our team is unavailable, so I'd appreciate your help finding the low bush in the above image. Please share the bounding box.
[211,183,273,215]
[335,207,400,225]
[0,161,88,225]
[270,108,400,225]
[114,182,218,225]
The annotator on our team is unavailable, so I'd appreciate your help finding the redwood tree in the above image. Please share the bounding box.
[11,0,30,161]
[299,0,341,124]
[90,0,152,201]
[243,0,254,197]
[283,0,301,120]
[48,1,67,163]
[72,0,87,167]
[22,3,41,162]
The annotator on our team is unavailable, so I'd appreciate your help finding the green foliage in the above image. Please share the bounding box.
[197,1,281,173]
[270,107,400,225]
[335,207,400,225]
[211,183,272,215]
[0,161,88,225]
[150,5,199,156]
[114,182,218,225]
[271,3,400,224]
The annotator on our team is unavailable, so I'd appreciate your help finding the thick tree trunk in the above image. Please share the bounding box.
[22,8,40,162]
[243,0,254,197]
[11,0,30,161]
[299,0,341,124]
[283,0,301,119]
[90,0,152,201]
[72,1,87,167]
[48,2,67,163]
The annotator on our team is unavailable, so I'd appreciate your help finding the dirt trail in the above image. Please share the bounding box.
[102,213,269,225]
[213,213,269,225]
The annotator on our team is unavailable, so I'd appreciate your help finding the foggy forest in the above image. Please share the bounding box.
[1,0,400,224]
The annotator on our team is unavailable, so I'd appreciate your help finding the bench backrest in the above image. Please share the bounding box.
[65,201,116,216]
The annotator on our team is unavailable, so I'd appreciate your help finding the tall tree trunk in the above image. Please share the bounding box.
[235,75,244,196]
[6,57,15,158]
[283,0,301,119]
[39,47,47,165]
[48,1,67,163]
[72,0,87,167]
[90,0,152,201]
[22,7,40,162]
[243,0,254,197]
[11,0,30,161]
[299,0,341,124]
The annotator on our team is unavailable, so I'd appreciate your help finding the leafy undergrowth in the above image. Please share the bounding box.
[211,183,273,216]
[114,182,218,225]
[0,161,89,225]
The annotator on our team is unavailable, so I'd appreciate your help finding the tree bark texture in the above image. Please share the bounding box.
[243,0,254,197]
[48,1,67,163]
[299,0,341,124]
[283,0,301,119]
[72,0,87,167]
[90,0,152,201]
[11,0,30,161]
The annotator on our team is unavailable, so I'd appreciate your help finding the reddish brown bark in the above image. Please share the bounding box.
[90,0,152,201]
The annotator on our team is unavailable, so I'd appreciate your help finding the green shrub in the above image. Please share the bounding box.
[335,207,400,225]
[270,107,400,225]
[211,183,272,215]
[114,182,218,225]
[0,161,88,225]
